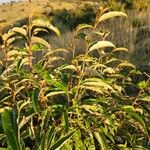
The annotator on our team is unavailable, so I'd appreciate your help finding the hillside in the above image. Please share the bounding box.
[0,0,96,29]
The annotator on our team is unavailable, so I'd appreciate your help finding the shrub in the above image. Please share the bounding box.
[0,6,150,150]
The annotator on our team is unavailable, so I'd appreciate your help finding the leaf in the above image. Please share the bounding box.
[2,31,15,42]
[105,58,122,65]
[59,65,76,71]
[103,67,116,74]
[50,131,75,150]
[11,27,27,37]
[97,11,127,25]
[117,62,136,69]
[45,91,66,98]
[80,85,103,95]
[122,106,149,137]
[44,48,68,58]
[76,24,93,33]
[81,78,115,93]
[7,50,19,57]
[32,44,45,51]
[137,81,148,89]
[113,47,129,53]
[32,19,60,36]
[31,36,51,49]
[89,41,115,53]
[1,109,20,150]
[94,131,108,150]
[140,96,150,102]
[63,110,69,132]
[31,88,40,112]
[19,114,35,130]
[13,86,25,99]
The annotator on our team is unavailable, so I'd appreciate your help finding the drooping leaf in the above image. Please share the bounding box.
[31,36,51,49]
[97,11,127,25]
[76,24,93,33]
[32,19,60,36]
[11,27,27,37]
[2,31,15,43]
[89,41,115,53]
[117,62,136,69]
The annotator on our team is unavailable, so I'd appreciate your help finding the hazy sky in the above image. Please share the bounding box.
[0,0,25,3]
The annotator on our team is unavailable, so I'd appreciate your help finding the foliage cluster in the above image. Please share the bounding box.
[0,7,150,150]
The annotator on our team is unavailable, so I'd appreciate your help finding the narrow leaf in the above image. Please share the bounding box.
[94,131,108,150]
[50,131,75,150]
[1,109,20,150]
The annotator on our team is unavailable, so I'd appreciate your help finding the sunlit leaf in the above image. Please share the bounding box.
[89,41,115,53]
[45,91,66,97]
[50,131,75,150]
[117,62,136,69]
[113,47,129,53]
[97,11,127,25]
[76,24,93,33]
[31,36,51,49]
[32,19,60,36]
[11,27,27,37]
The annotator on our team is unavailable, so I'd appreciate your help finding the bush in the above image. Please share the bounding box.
[0,6,150,149]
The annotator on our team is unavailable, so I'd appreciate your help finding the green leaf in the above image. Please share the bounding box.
[31,88,40,112]
[123,106,149,137]
[94,131,108,150]
[63,110,69,133]
[1,109,20,150]
[32,44,45,51]
[137,81,148,89]
[50,131,75,150]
